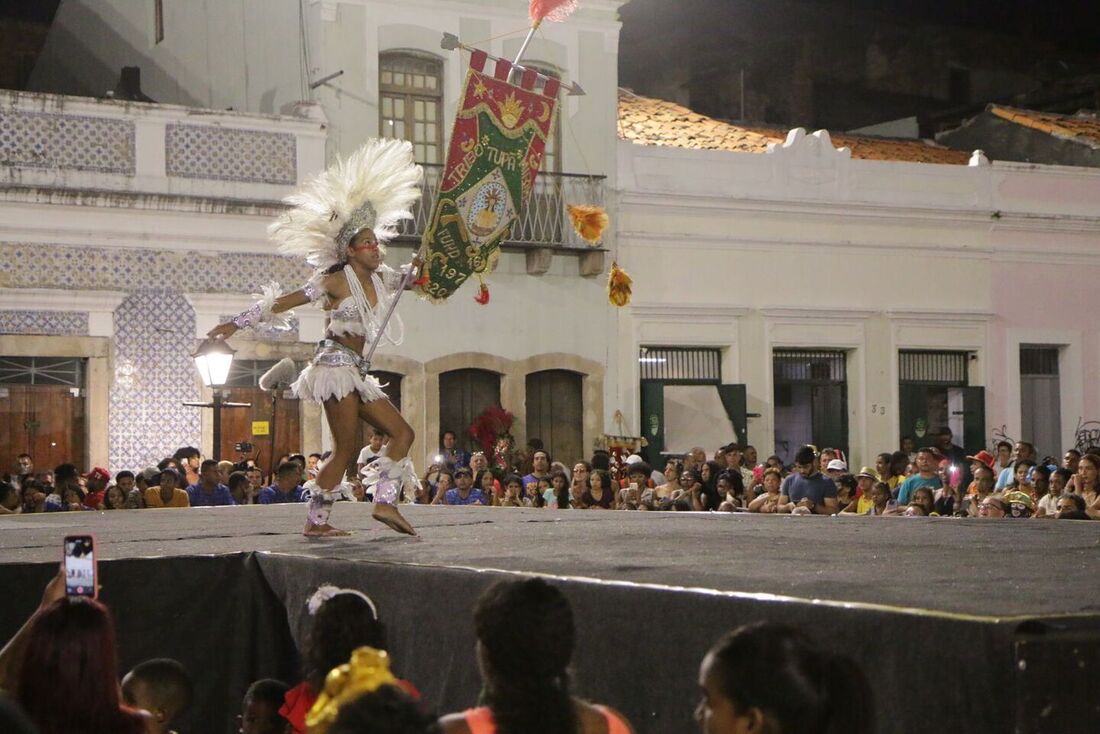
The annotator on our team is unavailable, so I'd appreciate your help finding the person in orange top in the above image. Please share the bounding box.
[439,578,634,734]
[143,468,190,508]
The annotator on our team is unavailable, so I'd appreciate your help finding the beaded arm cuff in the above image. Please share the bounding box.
[230,276,323,332]
[231,302,264,329]
[230,281,287,330]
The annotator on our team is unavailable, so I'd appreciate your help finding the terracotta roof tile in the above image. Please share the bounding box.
[618,90,971,165]
[989,105,1100,148]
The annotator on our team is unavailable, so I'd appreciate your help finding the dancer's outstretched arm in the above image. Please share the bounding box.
[207,278,327,340]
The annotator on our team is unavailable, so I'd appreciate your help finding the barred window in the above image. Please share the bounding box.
[639,347,721,383]
[773,350,846,384]
[380,51,443,164]
[899,350,968,386]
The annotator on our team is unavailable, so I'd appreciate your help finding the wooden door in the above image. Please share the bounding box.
[526,370,583,466]
[0,384,86,473]
[216,386,301,475]
[439,369,501,454]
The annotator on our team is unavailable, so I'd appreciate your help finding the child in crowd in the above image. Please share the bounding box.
[539,476,556,507]
[907,486,937,516]
[239,679,290,734]
[1037,467,1071,517]
[838,468,870,514]
[747,468,782,513]
[514,475,542,507]
[833,474,857,511]
[716,471,744,511]
[617,462,651,510]
[494,474,520,507]
[868,481,895,515]
[550,471,571,508]
[330,685,438,734]
[121,658,194,734]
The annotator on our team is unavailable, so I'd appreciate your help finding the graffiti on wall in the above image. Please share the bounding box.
[988,425,1014,453]
[1073,417,1100,454]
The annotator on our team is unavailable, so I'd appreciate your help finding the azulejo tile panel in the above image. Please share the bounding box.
[108,289,201,472]
[0,310,89,336]
[0,244,313,293]
[0,110,135,173]
[166,124,297,184]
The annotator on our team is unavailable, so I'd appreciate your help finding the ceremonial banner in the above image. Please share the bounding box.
[417,50,559,301]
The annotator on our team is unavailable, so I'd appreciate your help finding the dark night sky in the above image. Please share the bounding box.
[0,0,60,23]
[620,0,1100,54]
[619,0,1100,130]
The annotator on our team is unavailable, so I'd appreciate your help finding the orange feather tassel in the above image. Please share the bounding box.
[607,261,632,308]
[568,204,609,244]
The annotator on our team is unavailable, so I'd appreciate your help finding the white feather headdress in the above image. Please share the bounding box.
[269,139,423,270]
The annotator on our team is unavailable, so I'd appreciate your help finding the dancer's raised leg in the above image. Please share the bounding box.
[359,396,416,535]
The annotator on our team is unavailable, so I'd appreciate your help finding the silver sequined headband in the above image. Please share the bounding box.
[336,202,378,249]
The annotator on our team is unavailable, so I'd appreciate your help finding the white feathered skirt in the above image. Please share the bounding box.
[291,339,388,404]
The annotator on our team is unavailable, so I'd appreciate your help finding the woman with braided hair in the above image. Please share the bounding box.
[439,577,634,734]
[208,139,423,537]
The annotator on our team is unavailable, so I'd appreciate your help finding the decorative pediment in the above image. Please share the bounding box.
[766,128,851,188]
[767,128,852,161]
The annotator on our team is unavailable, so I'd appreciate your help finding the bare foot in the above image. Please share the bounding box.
[372,504,417,536]
[303,521,351,537]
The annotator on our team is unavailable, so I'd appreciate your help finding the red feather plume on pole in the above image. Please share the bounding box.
[530,0,578,25]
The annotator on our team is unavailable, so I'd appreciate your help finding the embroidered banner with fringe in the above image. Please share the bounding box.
[417,50,559,301]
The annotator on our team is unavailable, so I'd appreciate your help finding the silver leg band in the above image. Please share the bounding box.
[308,492,333,526]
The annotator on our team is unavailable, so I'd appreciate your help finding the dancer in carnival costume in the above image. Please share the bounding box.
[208,139,423,536]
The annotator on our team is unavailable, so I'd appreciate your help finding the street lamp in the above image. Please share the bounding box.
[186,339,250,461]
[193,338,235,388]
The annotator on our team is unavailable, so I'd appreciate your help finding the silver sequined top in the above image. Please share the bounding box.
[323,264,408,340]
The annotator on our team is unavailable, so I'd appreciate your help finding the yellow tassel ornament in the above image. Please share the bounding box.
[607,261,632,307]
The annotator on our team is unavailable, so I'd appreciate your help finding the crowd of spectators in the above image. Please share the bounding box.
[0,572,871,734]
[2,426,1097,521]
[410,426,1098,520]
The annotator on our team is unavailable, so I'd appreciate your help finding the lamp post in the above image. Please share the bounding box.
[185,339,250,461]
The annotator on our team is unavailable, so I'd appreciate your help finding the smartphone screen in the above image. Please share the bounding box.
[63,535,97,598]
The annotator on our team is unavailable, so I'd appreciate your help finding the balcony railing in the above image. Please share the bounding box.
[397,164,606,249]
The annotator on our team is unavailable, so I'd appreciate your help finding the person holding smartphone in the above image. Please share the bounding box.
[0,552,147,734]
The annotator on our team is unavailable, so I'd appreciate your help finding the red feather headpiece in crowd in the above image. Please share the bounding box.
[468,406,515,454]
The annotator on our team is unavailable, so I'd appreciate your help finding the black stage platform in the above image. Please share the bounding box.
[1,506,1098,733]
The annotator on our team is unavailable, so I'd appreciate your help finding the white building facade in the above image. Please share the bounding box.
[4,0,1100,475]
[616,130,1100,467]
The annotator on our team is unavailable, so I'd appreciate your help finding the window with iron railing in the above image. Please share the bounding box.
[396,166,605,249]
